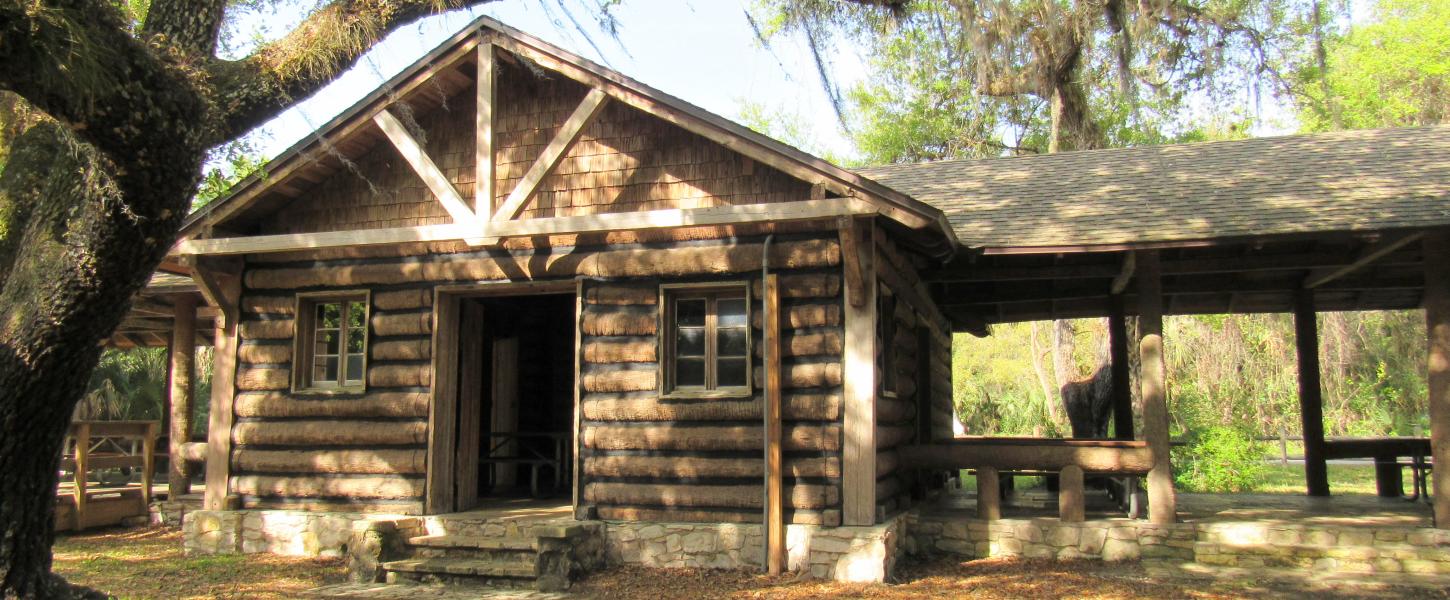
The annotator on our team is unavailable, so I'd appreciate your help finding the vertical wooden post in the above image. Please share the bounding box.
[476,39,495,216]
[73,423,90,530]
[1109,295,1134,440]
[573,279,586,520]
[1059,465,1085,522]
[1295,289,1330,497]
[841,218,878,526]
[168,293,197,499]
[491,337,520,489]
[427,292,460,515]
[1136,251,1175,524]
[142,422,157,506]
[456,301,485,510]
[203,314,238,511]
[1423,232,1450,527]
[764,273,785,574]
[976,467,1001,520]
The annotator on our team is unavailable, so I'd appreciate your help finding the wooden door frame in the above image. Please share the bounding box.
[425,280,577,515]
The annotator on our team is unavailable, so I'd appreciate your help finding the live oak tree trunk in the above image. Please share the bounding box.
[0,1,503,596]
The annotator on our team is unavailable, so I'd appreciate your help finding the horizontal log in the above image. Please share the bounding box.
[179,442,208,464]
[368,364,431,388]
[584,482,837,510]
[754,273,841,299]
[240,319,294,340]
[583,455,840,479]
[581,392,839,421]
[233,449,425,475]
[877,424,916,449]
[582,424,839,452]
[581,366,657,393]
[752,303,840,329]
[897,442,1154,473]
[592,506,840,526]
[585,285,657,306]
[236,367,289,391]
[753,361,841,389]
[232,475,423,500]
[372,338,431,361]
[372,289,432,311]
[234,392,429,418]
[583,337,656,364]
[878,396,916,424]
[581,305,657,336]
[233,420,427,446]
[245,240,839,288]
[877,450,900,478]
[372,312,431,337]
[241,296,295,315]
[238,343,292,365]
[877,475,903,501]
[756,330,842,359]
[242,499,422,515]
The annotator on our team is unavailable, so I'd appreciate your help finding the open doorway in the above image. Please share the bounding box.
[433,284,576,514]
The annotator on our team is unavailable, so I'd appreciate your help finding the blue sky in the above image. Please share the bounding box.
[225,0,863,166]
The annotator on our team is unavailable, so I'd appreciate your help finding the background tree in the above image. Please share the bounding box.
[0,1,613,596]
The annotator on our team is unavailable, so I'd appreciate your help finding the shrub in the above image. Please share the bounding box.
[1173,426,1267,493]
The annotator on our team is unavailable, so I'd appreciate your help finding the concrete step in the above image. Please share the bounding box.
[381,558,538,587]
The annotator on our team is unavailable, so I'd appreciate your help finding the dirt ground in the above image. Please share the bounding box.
[53,526,1449,599]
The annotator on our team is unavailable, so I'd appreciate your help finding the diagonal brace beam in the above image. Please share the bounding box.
[1304,231,1424,289]
[491,87,609,222]
[374,109,477,226]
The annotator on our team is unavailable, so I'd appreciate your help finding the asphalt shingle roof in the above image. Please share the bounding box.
[855,125,1450,250]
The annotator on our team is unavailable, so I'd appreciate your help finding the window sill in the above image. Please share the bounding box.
[292,386,367,397]
[660,389,753,401]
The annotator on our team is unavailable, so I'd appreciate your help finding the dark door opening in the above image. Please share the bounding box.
[456,293,574,509]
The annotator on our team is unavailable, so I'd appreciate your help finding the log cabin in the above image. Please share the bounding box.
[129,14,1450,588]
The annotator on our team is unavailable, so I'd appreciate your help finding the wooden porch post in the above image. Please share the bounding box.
[1423,233,1450,527]
[167,294,198,499]
[841,218,878,526]
[1295,289,1331,497]
[1137,251,1175,524]
[1109,295,1134,440]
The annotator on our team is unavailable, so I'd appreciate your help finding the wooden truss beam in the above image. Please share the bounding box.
[491,88,609,223]
[1303,231,1424,289]
[476,40,496,215]
[373,109,477,226]
[173,200,872,256]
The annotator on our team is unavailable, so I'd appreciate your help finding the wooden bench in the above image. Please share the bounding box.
[480,431,567,498]
[1323,437,1432,500]
[57,421,159,531]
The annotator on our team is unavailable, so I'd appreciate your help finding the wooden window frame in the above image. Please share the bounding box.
[292,290,371,395]
[659,282,753,400]
[878,284,898,399]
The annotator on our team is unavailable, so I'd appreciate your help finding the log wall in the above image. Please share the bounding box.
[578,241,845,526]
[257,60,810,237]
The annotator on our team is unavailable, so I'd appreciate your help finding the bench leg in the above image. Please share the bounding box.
[1127,477,1143,520]
[1375,457,1404,498]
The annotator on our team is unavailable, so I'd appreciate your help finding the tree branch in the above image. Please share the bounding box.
[209,0,501,140]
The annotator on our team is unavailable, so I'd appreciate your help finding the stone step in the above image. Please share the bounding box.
[408,535,538,551]
[1152,560,1450,592]
[381,558,538,586]
[1192,541,1450,574]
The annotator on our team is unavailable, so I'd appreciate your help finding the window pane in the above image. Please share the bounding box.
[676,326,705,356]
[676,298,706,327]
[347,301,367,328]
[717,298,747,328]
[717,327,748,357]
[317,303,342,328]
[316,331,340,356]
[717,358,747,388]
[346,327,366,354]
[316,356,339,383]
[344,355,364,385]
[675,357,705,387]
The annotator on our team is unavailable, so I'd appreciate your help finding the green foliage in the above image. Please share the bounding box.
[79,347,211,435]
[736,100,852,165]
[1295,0,1450,131]
[195,139,266,210]
[1173,425,1268,493]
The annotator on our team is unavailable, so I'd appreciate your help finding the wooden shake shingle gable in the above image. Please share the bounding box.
[173,16,958,258]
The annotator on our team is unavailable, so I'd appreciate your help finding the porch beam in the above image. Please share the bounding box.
[1295,289,1331,497]
[168,294,198,499]
[490,88,609,223]
[1423,232,1450,528]
[1136,250,1175,524]
[1304,231,1423,289]
[487,198,875,238]
[373,109,477,226]
[200,262,241,512]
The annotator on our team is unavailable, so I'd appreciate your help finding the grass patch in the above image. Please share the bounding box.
[1257,463,1382,495]
[53,527,345,599]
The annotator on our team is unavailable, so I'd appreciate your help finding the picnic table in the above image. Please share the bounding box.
[1323,437,1432,501]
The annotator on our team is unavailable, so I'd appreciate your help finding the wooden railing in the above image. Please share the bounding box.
[58,421,159,531]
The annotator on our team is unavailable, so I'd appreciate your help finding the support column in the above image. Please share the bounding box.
[976,467,1001,520]
[840,218,877,526]
[1136,251,1175,524]
[1423,232,1450,528]
[1295,289,1330,497]
[167,294,198,499]
[1109,295,1134,440]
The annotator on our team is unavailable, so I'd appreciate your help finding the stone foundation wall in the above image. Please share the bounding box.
[183,509,406,557]
[601,514,906,582]
[906,514,1194,562]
